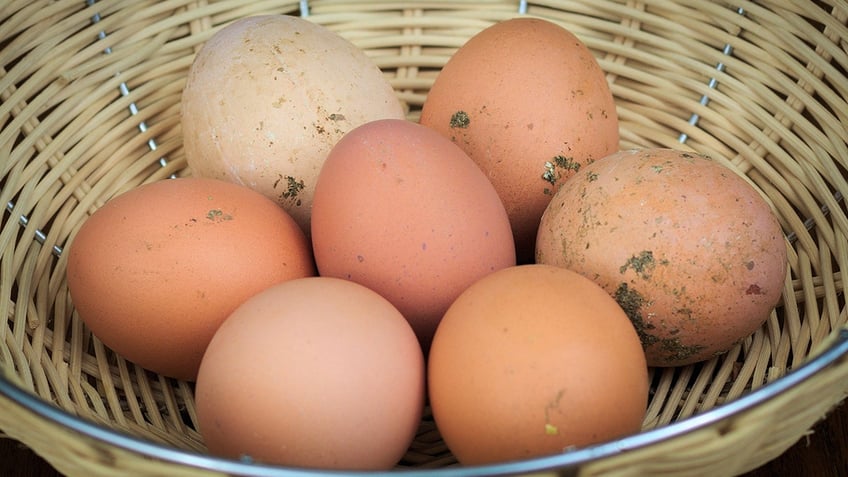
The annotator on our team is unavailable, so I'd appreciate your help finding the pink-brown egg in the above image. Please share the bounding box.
[310,118,515,351]
[66,177,315,380]
[196,276,425,470]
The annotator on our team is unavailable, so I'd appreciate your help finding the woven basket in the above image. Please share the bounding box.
[2,0,847,475]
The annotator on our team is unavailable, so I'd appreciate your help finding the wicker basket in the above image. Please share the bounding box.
[1,0,847,475]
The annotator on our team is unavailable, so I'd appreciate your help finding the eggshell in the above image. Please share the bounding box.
[66,177,315,380]
[428,264,648,465]
[536,148,788,366]
[419,17,619,263]
[310,118,516,351]
[195,276,425,470]
[181,15,406,236]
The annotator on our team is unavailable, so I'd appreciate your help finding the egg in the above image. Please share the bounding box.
[65,177,315,380]
[195,276,425,470]
[536,148,788,367]
[428,264,648,465]
[419,17,619,263]
[181,14,406,236]
[310,118,516,351]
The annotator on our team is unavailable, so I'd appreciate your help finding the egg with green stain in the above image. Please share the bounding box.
[536,148,788,367]
[181,14,406,237]
[420,17,619,263]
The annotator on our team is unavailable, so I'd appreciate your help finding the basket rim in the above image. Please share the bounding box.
[2,328,847,476]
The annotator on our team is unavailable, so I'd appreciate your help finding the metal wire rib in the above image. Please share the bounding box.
[5,1,169,258]
[675,5,843,245]
[678,7,745,145]
[5,2,843,259]
[88,0,165,164]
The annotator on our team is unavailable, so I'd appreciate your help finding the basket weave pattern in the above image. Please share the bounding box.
[1,1,847,475]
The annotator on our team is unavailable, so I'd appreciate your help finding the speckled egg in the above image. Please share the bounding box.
[536,148,788,366]
[181,15,406,236]
[420,17,619,263]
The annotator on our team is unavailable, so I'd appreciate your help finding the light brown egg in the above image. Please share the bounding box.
[310,118,515,352]
[420,17,619,263]
[536,148,788,366]
[195,276,425,470]
[65,177,315,380]
[181,15,406,236]
[428,264,648,465]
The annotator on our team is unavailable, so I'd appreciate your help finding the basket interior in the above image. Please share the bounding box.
[1,0,847,473]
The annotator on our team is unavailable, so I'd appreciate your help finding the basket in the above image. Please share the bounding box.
[1,0,847,475]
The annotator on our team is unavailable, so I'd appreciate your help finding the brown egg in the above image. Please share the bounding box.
[536,148,788,367]
[181,15,406,236]
[428,264,648,465]
[66,177,315,380]
[195,276,425,470]
[420,17,619,263]
[310,118,515,351]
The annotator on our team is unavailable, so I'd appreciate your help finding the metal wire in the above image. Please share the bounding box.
[678,7,745,144]
[4,0,173,258]
[87,0,166,165]
[675,5,844,244]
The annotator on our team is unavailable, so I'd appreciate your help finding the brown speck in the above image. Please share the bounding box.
[357,255,365,262]
[746,284,763,295]
[746,261,755,270]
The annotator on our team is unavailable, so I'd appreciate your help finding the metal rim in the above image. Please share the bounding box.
[2,328,846,476]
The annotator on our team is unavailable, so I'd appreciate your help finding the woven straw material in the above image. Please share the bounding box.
[1,0,847,475]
